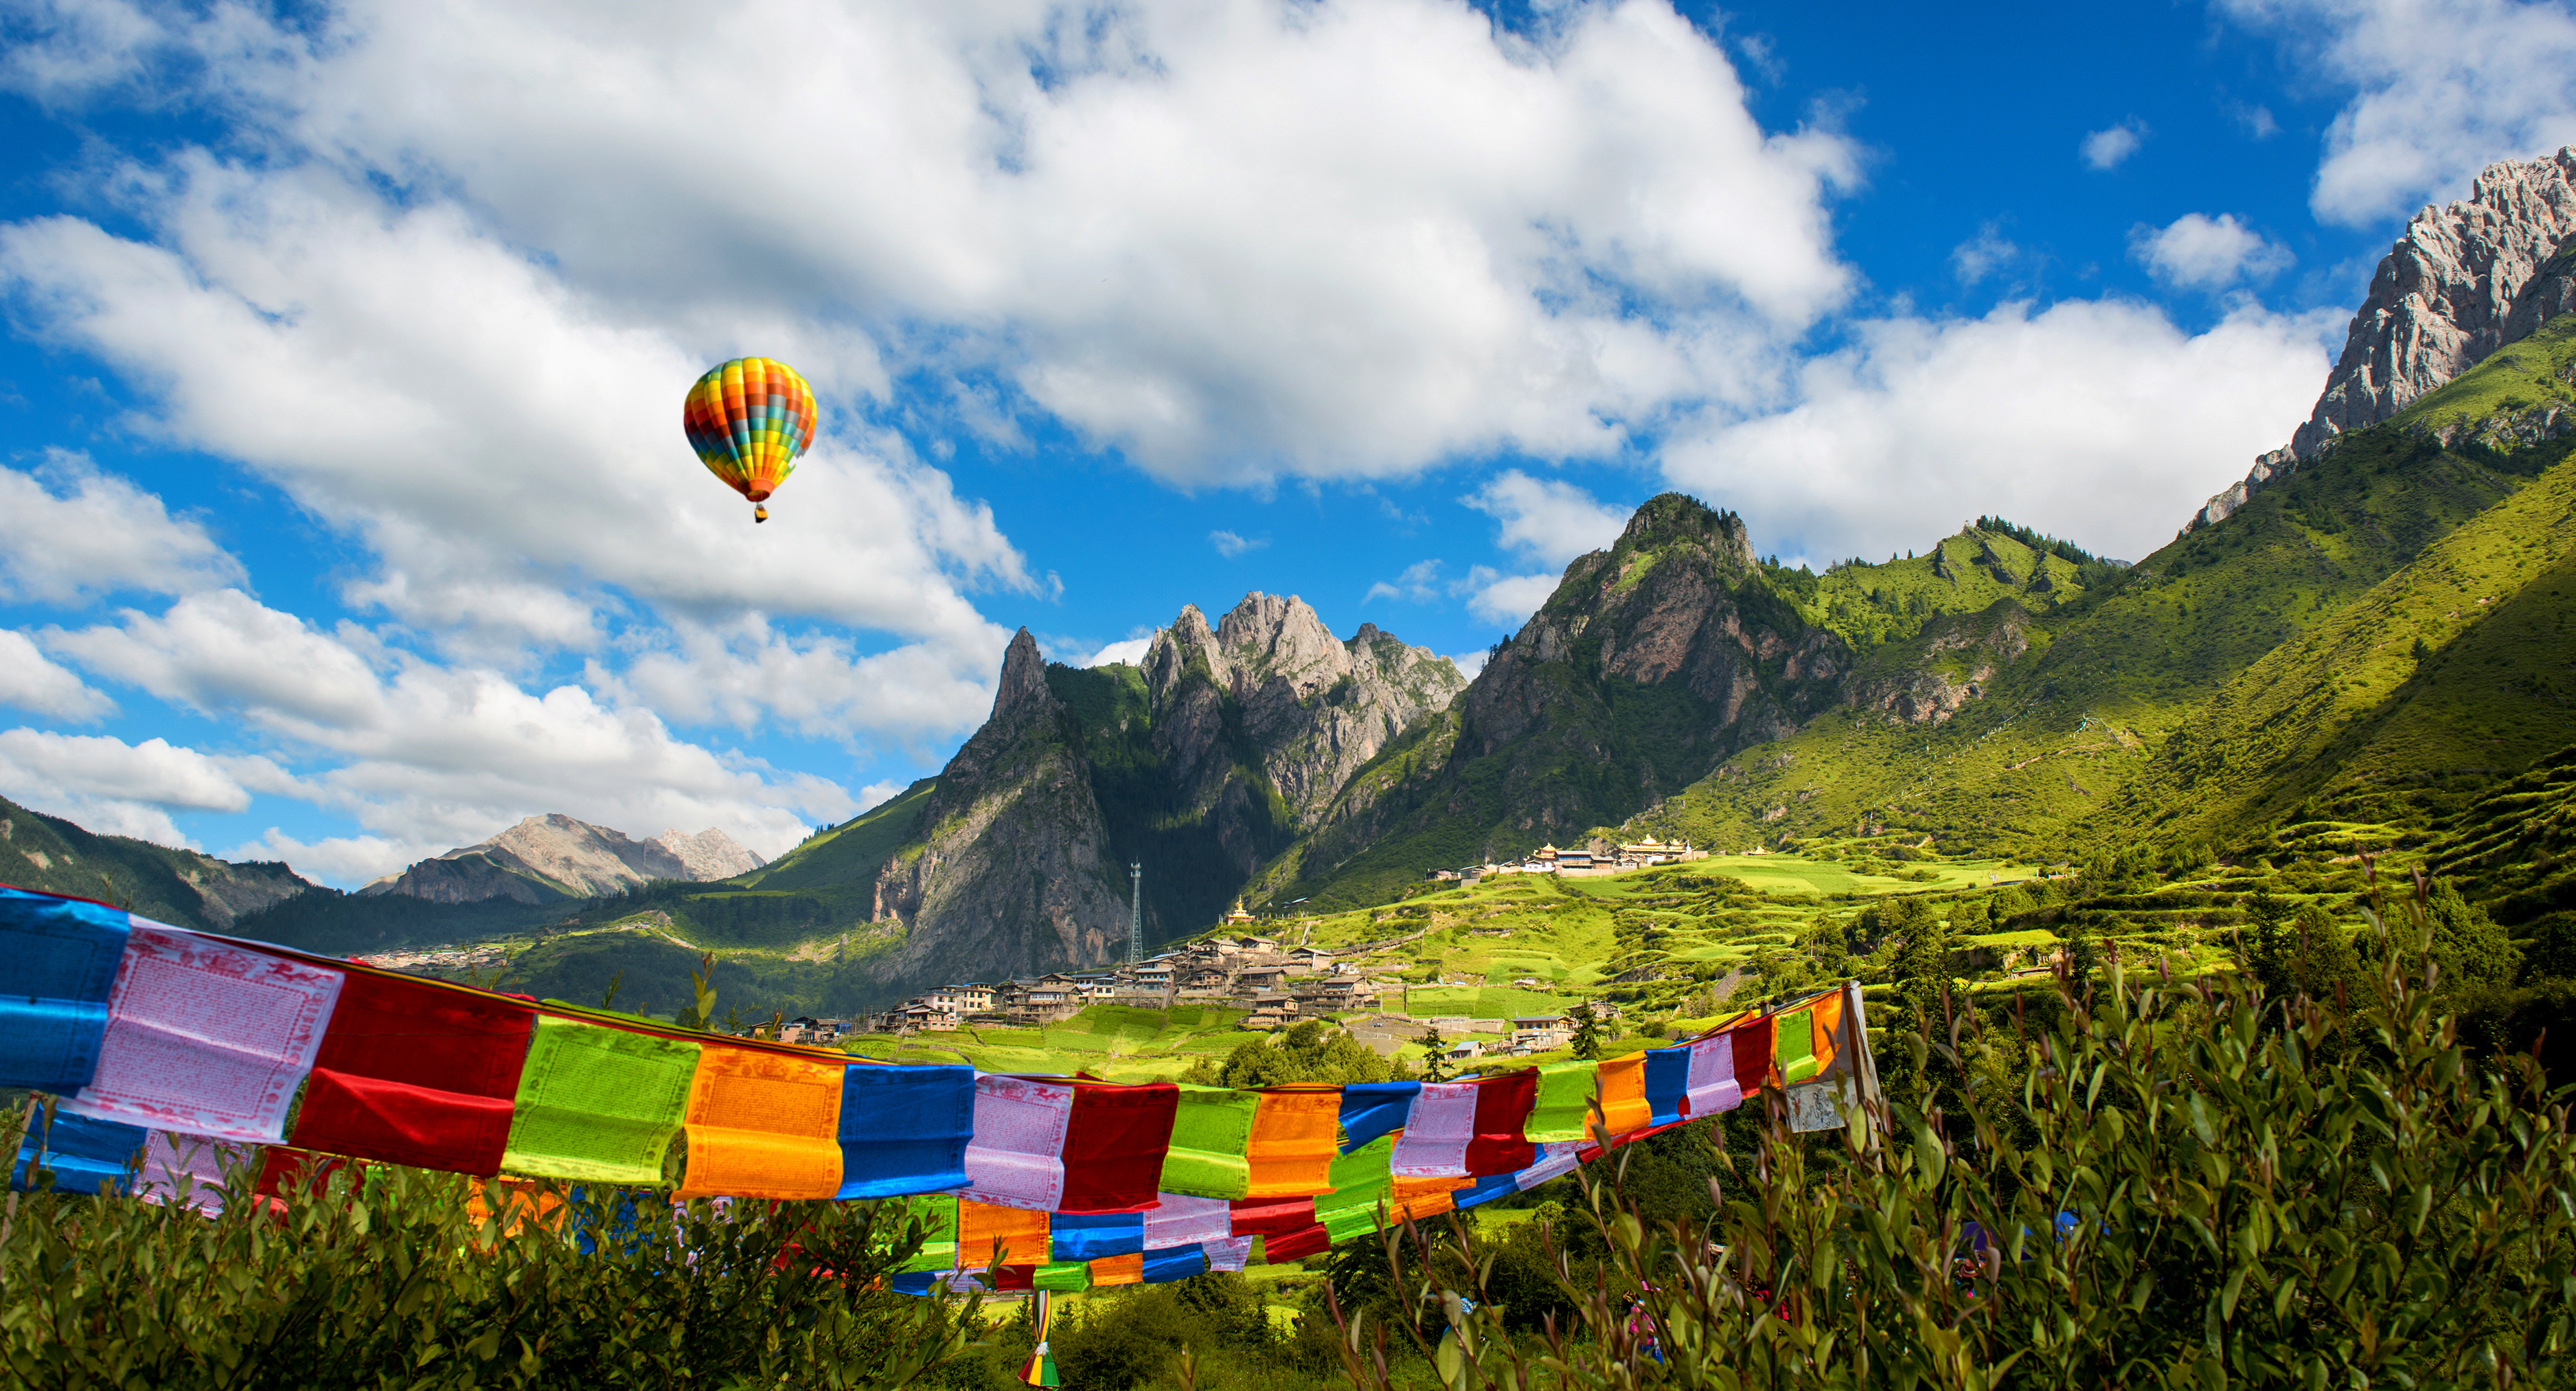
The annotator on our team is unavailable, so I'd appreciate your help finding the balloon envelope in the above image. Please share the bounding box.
[683,357,817,504]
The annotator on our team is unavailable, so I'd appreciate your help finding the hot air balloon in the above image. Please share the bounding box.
[683,357,817,523]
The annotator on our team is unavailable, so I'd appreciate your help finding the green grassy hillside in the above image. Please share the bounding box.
[0,794,311,933]
[730,778,935,892]
[1612,324,2576,872]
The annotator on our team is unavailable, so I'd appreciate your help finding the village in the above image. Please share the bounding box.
[1427,835,1707,883]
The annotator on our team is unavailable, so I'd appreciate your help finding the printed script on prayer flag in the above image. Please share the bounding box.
[62,926,343,1142]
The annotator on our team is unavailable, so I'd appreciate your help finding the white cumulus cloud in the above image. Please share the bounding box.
[2131,213,2296,289]
[2220,0,2576,226]
[2081,118,2150,170]
[0,451,242,604]
[1659,299,2339,565]
[0,630,113,720]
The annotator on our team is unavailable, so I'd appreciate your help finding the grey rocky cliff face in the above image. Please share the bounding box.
[868,628,1128,981]
[1141,592,1467,835]
[1843,602,2033,725]
[2188,148,2576,532]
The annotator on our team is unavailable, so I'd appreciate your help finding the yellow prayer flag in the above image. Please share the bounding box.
[676,1045,845,1200]
[1244,1087,1341,1197]
[959,1198,1050,1269]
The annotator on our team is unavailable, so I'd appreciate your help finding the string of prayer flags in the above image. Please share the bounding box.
[286,969,534,1175]
[1055,1081,1178,1214]
[1049,1210,1145,1262]
[1336,1081,1419,1153]
[1242,1086,1341,1197]
[1159,1084,1260,1197]
[836,1063,974,1199]
[62,925,344,1142]
[10,1104,146,1195]
[501,1017,699,1184]
[1389,1072,1536,1179]
[0,886,130,1092]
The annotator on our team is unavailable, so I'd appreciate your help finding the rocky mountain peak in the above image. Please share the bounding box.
[1617,492,1755,570]
[2292,148,2576,459]
[651,827,766,881]
[990,627,1054,723]
[361,811,754,904]
[2187,148,2576,534]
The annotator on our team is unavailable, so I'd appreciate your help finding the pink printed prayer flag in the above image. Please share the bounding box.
[137,1131,256,1216]
[1682,1030,1740,1118]
[1514,1142,1583,1192]
[961,1073,1074,1212]
[1204,1235,1254,1272]
[1143,1194,1233,1249]
[1389,1072,1536,1179]
[62,925,343,1142]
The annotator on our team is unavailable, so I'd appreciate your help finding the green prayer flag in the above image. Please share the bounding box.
[1777,1010,1819,1085]
[1321,1203,1381,1243]
[1314,1135,1394,1217]
[1526,1061,1601,1144]
[892,1194,960,1273]
[1158,1085,1259,1198]
[1034,1260,1091,1291]
[501,1017,699,1184]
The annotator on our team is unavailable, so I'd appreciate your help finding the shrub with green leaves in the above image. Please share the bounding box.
[1329,929,2576,1389]
[1,1144,979,1390]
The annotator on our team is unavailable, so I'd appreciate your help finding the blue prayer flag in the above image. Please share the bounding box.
[12,1107,148,1196]
[1336,1081,1420,1154]
[836,1064,975,1199]
[0,886,130,1092]
[1050,1210,1145,1261]
[1643,1046,1689,1128]
[1141,1244,1208,1283]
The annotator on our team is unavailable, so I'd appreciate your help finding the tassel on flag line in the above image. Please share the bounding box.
[1,881,1881,1291]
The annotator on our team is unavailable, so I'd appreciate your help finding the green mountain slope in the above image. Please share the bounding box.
[1252,499,2119,910]
[0,794,312,931]
[731,778,935,892]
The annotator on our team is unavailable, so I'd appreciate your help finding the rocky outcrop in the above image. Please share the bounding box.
[1843,601,2034,725]
[2294,149,2576,458]
[2188,148,2576,532]
[1270,495,1854,892]
[652,827,766,881]
[361,813,762,903]
[1141,593,1466,830]
[867,629,1130,981]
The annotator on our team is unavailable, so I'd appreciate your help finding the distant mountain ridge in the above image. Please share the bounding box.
[358,814,766,903]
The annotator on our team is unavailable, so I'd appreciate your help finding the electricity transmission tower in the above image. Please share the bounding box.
[1127,861,1143,964]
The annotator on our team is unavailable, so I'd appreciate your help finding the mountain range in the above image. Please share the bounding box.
[13,148,2573,1023]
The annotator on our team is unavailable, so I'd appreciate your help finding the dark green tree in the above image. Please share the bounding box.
[2426,876,2522,989]
[1568,1002,1602,1061]
[1416,1024,1451,1082]
[2244,889,2294,999]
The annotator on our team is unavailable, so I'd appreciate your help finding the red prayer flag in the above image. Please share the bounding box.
[993,1264,1037,1291]
[1054,1081,1178,1214]
[286,970,536,1175]
[1731,1016,1777,1098]
[1463,1069,1538,1177]
[1228,1194,1317,1239]
[253,1145,363,1199]
[1259,1222,1332,1263]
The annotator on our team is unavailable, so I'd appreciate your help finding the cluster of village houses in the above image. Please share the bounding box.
[751,903,1621,1060]
[1429,837,1707,883]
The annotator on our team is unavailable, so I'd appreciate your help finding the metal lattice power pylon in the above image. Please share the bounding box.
[1128,861,1143,964]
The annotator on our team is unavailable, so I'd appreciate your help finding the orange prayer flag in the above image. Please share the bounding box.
[1244,1087,1341,1198]
[676,1045,845,1200]
[959,1198,1050,1269]
[1809,992,1845,1075]
[466,1176,565,1239]
[1088,1251,1145,1287]
[1391,1171,1470,1222]
[1595,1053,1654,1139]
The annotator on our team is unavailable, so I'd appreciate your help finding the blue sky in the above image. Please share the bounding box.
[0,0,2570,885]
